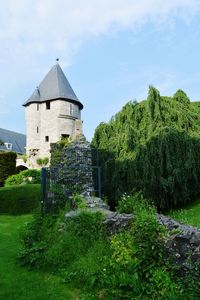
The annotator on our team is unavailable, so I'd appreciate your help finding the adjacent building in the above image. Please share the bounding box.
[0,128,27,171]
[0,128,26,154]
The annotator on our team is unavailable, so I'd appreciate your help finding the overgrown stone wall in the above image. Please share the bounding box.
[157,214,200,273]
[65,200,200,273]
[59,135,95,195]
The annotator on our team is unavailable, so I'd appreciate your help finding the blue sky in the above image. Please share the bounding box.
[1,0,200,141]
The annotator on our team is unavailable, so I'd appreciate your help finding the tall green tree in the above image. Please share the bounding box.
[92,86,200,211]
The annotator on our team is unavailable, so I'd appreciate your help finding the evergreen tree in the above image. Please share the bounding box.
[92,86,200,211]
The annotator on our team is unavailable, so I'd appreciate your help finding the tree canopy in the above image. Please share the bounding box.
[92,86,200,211]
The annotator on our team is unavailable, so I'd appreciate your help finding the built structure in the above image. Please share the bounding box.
[23,63,83,168]
[0,128,26,154]
[0,128,27,171]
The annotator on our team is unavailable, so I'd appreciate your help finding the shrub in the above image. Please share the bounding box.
[19,213,57,267]
[19,211,106,270]
[0,184,41,214]
[117,191,145,214]
[0,152,17,186]
[5,169,41,187]
[98,194,179,299]
[50,137,70,167]
[36,157,49,167]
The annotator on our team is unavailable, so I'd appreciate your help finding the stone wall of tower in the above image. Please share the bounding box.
[26,99,82,169]
[26,103,41,150]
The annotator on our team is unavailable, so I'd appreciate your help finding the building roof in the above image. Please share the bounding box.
[0,128,26,154]
[23,63,83,109]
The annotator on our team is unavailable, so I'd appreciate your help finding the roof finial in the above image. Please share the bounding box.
[56,58,59,64]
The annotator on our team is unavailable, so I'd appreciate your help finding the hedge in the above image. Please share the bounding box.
[0,152,17,186]
[0,184,41,215]
[5,169,41,187]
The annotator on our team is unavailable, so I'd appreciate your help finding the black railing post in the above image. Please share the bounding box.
[98,167,101,198]
[41,168,47,215]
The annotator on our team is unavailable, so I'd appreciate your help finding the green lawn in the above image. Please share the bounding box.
[168,199,200,228]
[0,215,79,300]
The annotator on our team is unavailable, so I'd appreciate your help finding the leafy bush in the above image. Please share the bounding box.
[72,193,87,209]
[36,157,49,167]
[19,211,106,270]
[19,213,57,267]
[5,169,41,187]
[50,137,70,167]
[117,191,145,213]
[0,152,17,186]
[0,184,41,214]
[98,194,179,299]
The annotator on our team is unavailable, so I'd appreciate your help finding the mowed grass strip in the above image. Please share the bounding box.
[168,199,200,228]
[0,215,79,300]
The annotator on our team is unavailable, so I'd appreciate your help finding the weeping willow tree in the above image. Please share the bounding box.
[92,86,200,211]
[132,128,200,210]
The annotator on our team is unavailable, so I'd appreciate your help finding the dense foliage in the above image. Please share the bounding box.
[50,137,70,167]
[92,86,200,210]
[18,195,200,299]
[0,184,41,214]
[0,152,17,186]
[5,169,41,187]
[36,157,49,167]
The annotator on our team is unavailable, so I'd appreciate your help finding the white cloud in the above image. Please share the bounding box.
[0,0,199,118]
[0,0,199,139]
[0,0,199,70]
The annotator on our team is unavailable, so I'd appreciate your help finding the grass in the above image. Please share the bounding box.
[168,199,200,228]
[0,214,80,300]
[0,184,41,214]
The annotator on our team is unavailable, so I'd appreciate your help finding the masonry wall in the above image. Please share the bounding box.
[25,99,82,169]
[26,103,41,151]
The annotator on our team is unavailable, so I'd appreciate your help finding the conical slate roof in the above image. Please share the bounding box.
[23,64,83,109]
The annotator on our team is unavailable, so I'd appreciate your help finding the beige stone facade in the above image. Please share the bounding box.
[25,100,82,169]
[24,63,83,169]
[26,100,82,168]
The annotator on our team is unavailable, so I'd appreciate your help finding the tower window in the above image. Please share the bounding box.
[37,126,39,133]
[61,134,69,139]
[45,136,49,142]
[46,102,51,110]
[70,103,73,115]
[37,103,39,111]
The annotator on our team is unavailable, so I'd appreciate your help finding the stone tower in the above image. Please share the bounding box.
[23,63,83,169]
